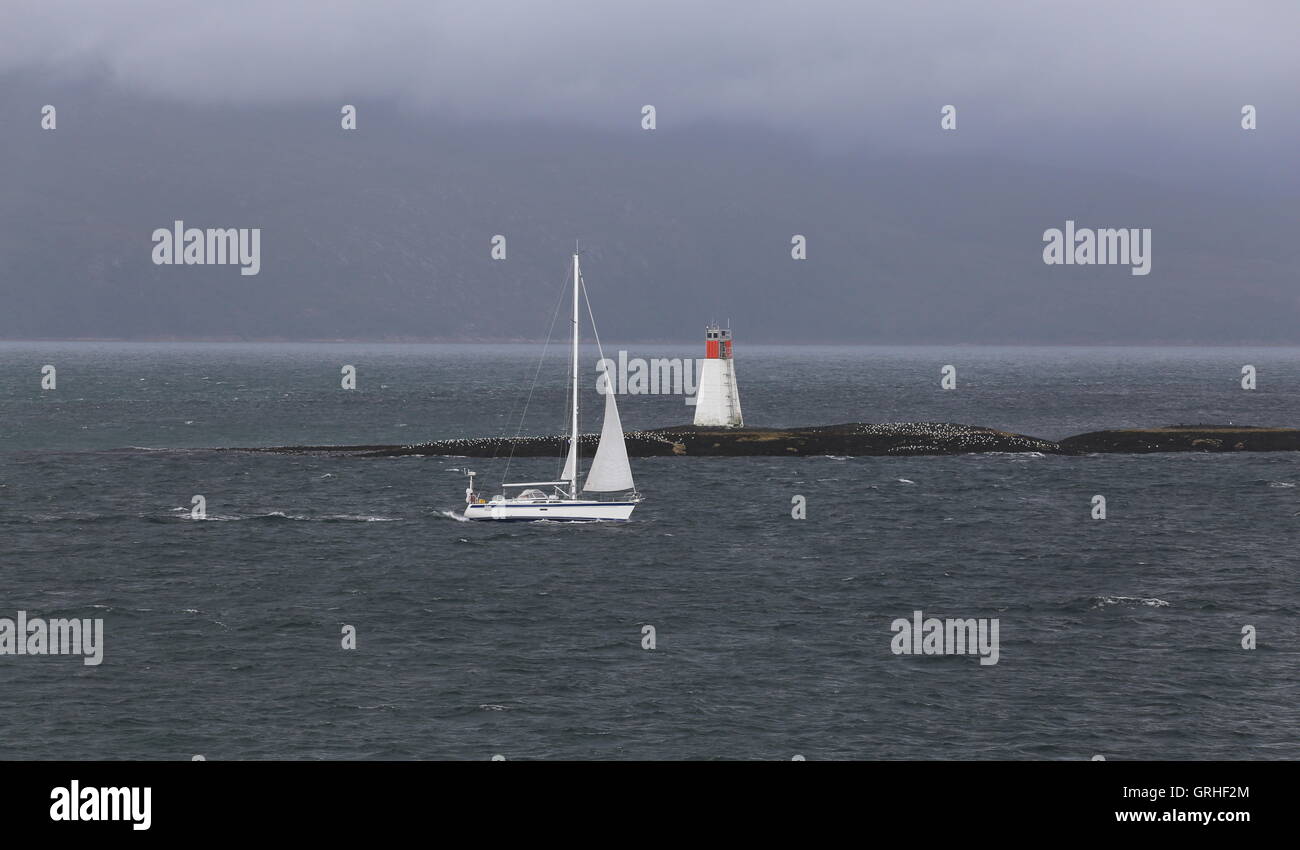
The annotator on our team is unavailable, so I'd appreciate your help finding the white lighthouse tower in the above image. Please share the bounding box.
[693,324,743,427]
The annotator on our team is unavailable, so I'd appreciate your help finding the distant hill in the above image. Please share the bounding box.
[3,79,1298,344]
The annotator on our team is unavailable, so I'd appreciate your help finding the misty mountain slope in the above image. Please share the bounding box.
[2,84,1298,343]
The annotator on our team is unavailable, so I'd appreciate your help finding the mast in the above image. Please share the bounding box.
[569,248,580,498]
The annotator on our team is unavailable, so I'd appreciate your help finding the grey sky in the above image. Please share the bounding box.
[5,0,1298,153]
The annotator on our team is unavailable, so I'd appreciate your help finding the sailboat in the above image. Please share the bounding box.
[462,248,642,521]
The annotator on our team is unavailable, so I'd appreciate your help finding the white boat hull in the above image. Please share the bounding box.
[463,500,638,522]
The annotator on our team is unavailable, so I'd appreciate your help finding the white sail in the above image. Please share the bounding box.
[561,440,577,483]
[583,384,634,492]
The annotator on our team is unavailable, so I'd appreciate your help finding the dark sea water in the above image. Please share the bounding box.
[1,342,1297,760]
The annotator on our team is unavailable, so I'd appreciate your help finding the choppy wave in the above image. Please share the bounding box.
[13,512,115,524]
[180,510,398,523]
[259,511,397,522]
[1089,595,1171,609]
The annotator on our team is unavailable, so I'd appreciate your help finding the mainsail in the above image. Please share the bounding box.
[583,384,634,492]
[561,440,577,483]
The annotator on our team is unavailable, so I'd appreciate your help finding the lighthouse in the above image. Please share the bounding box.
[693,324,744,427]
